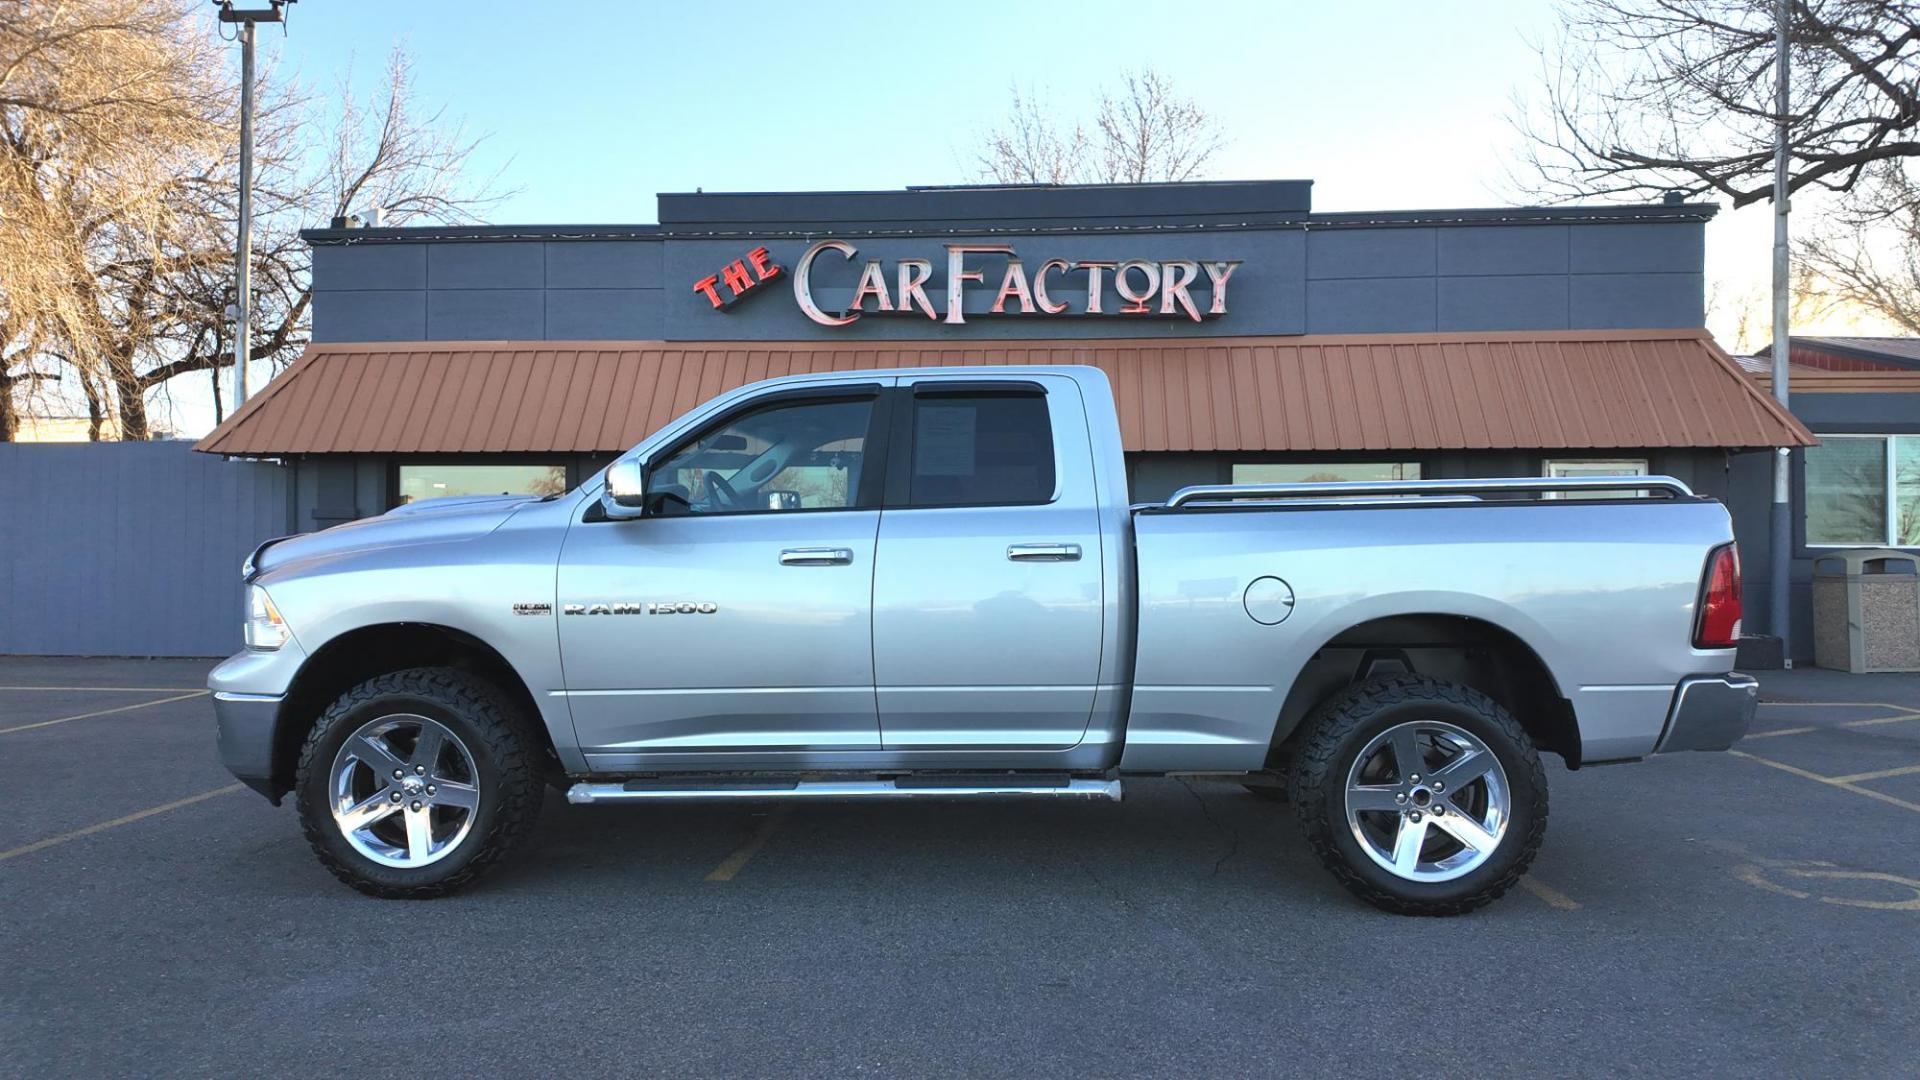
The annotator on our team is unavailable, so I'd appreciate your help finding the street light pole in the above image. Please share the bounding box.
[216,1,288,411]
[1769,0,1792,664]
[234,17,254,409]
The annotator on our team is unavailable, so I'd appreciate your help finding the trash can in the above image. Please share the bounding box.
[1812,549,1920,672]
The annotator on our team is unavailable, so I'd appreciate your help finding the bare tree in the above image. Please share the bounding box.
[976,85,1091,185]
[0,1,501,441]
[1518,0,1920,209]
[975,68,1226,185]
[1797,163,1920,333]
[1095,69,1226,184]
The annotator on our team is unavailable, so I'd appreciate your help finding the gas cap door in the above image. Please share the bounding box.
[1244,576,1296,625]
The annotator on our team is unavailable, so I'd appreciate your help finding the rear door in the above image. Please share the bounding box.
[870,374,1106,750]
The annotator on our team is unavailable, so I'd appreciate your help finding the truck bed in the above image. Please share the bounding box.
[1120,476,1736,771]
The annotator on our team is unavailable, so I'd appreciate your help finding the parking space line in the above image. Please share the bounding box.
[0,783,244,864]
[1730,750,1920,816]
[1744,726,1818,739]
[0,685,205,693]
[1759,701,1911,711]
[1517,875,1581,911]
[0,690,209,735]
[1842,713,1920,729]
[1828,763,1920,784]
[704,807,790,882]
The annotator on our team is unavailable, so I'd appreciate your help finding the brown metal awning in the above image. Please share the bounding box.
[195,329,1813,456]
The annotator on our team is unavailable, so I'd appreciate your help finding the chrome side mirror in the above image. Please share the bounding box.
[601,460,647,520]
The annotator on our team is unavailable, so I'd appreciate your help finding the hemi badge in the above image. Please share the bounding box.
[512,603,552,616]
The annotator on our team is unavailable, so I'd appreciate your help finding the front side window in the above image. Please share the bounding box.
[907,393,1056,507]
[398,463,567,504]
[1806,434,1920,546]
[649,397,872,514]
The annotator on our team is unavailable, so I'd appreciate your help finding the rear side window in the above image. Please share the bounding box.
[907,393,1055,507]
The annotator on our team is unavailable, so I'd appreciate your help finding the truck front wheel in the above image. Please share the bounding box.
[1290,675,1547,915]
[293,667,543,898]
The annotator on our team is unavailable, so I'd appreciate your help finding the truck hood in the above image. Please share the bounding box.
[249,494,543,578]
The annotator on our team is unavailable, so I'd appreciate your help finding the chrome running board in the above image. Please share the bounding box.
[566,778,1122,805]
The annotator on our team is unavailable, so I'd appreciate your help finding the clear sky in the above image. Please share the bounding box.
[147,0,1887,435]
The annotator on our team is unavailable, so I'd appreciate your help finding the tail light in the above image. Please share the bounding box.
[1694,543,1742,649]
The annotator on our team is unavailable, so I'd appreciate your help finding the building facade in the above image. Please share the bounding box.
[198,181,1810,645]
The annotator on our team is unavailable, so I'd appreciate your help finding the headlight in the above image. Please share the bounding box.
[245,585,291,650]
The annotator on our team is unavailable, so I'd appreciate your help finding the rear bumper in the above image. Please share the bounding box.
[1655,674,1758,753]
[213,691,284,802]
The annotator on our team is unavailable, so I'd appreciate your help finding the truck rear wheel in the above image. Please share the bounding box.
[293,667,543,899]
[1289,674,1547,915]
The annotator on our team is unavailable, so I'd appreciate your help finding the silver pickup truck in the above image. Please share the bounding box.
[211,365,1755,913]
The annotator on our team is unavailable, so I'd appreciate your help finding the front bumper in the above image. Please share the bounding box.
[1655,673,1758,753]
[214,691,285,802]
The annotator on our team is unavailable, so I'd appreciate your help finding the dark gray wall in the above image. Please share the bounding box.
[0,442,293,656]
[1126,447,1741,504]
[309,190,1708,344]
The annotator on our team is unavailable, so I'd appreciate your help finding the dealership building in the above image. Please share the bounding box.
[197,179,1829,651]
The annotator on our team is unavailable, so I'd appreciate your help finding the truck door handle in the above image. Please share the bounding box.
[1007,543,1081,562]
[780,547,853,566]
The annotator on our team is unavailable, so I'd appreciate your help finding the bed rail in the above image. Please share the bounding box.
[1162,475,1695,509]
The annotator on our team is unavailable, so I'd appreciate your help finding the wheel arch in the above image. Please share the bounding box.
[1270,609,1581,769]
[266,622,558,802]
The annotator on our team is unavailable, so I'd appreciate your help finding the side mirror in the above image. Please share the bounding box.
[601,460,648,520]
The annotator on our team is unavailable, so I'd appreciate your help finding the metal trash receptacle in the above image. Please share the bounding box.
[1812,549,1920,672]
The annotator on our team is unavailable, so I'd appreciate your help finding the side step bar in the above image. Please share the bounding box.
[566,778,1122,805]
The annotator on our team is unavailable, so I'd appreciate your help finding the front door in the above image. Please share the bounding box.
[871,376,1106,750]
[558,388,887,766]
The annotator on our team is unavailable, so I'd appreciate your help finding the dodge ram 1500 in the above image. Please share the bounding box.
[211,365,1755,913]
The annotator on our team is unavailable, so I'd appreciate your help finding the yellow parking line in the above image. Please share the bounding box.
[1760,701,1911,711]
[0,690,208,735]
[0,685,204,693]
[1744,726,1818,739]
[1729,750,1920,816]
[704,808,790,882]
[0,784,244,864]
[1828,763,1920,784]
[1843,713,1920,729]
[1518,875,1581,911]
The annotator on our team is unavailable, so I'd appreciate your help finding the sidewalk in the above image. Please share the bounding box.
[1750,665,1920,709]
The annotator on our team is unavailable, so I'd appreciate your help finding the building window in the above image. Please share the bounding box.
[1806,435,1920,547]
[1542,458,1649,499]
[1230,462,1421,485]
[398,463,568,505]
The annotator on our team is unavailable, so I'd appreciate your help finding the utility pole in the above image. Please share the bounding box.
[1769,0,1792,665]
[216,1,289,410]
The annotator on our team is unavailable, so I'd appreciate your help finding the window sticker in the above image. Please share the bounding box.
[915,405,977,477]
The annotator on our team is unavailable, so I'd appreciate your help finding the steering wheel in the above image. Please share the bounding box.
[705,470,742,510]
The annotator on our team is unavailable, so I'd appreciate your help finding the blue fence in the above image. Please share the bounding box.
[0,442,292,656]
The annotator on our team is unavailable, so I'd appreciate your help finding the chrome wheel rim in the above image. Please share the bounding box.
[1344,719,1509,883]
[330,714,480,869]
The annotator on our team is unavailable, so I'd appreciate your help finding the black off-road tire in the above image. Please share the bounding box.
[1289,674,1548,916]
[294,667,543,899]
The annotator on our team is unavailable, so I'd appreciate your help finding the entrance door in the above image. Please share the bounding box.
[871,376,1106,750]
[558,388,887,765]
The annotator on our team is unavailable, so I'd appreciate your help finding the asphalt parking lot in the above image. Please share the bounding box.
[3,658,1919,1077]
